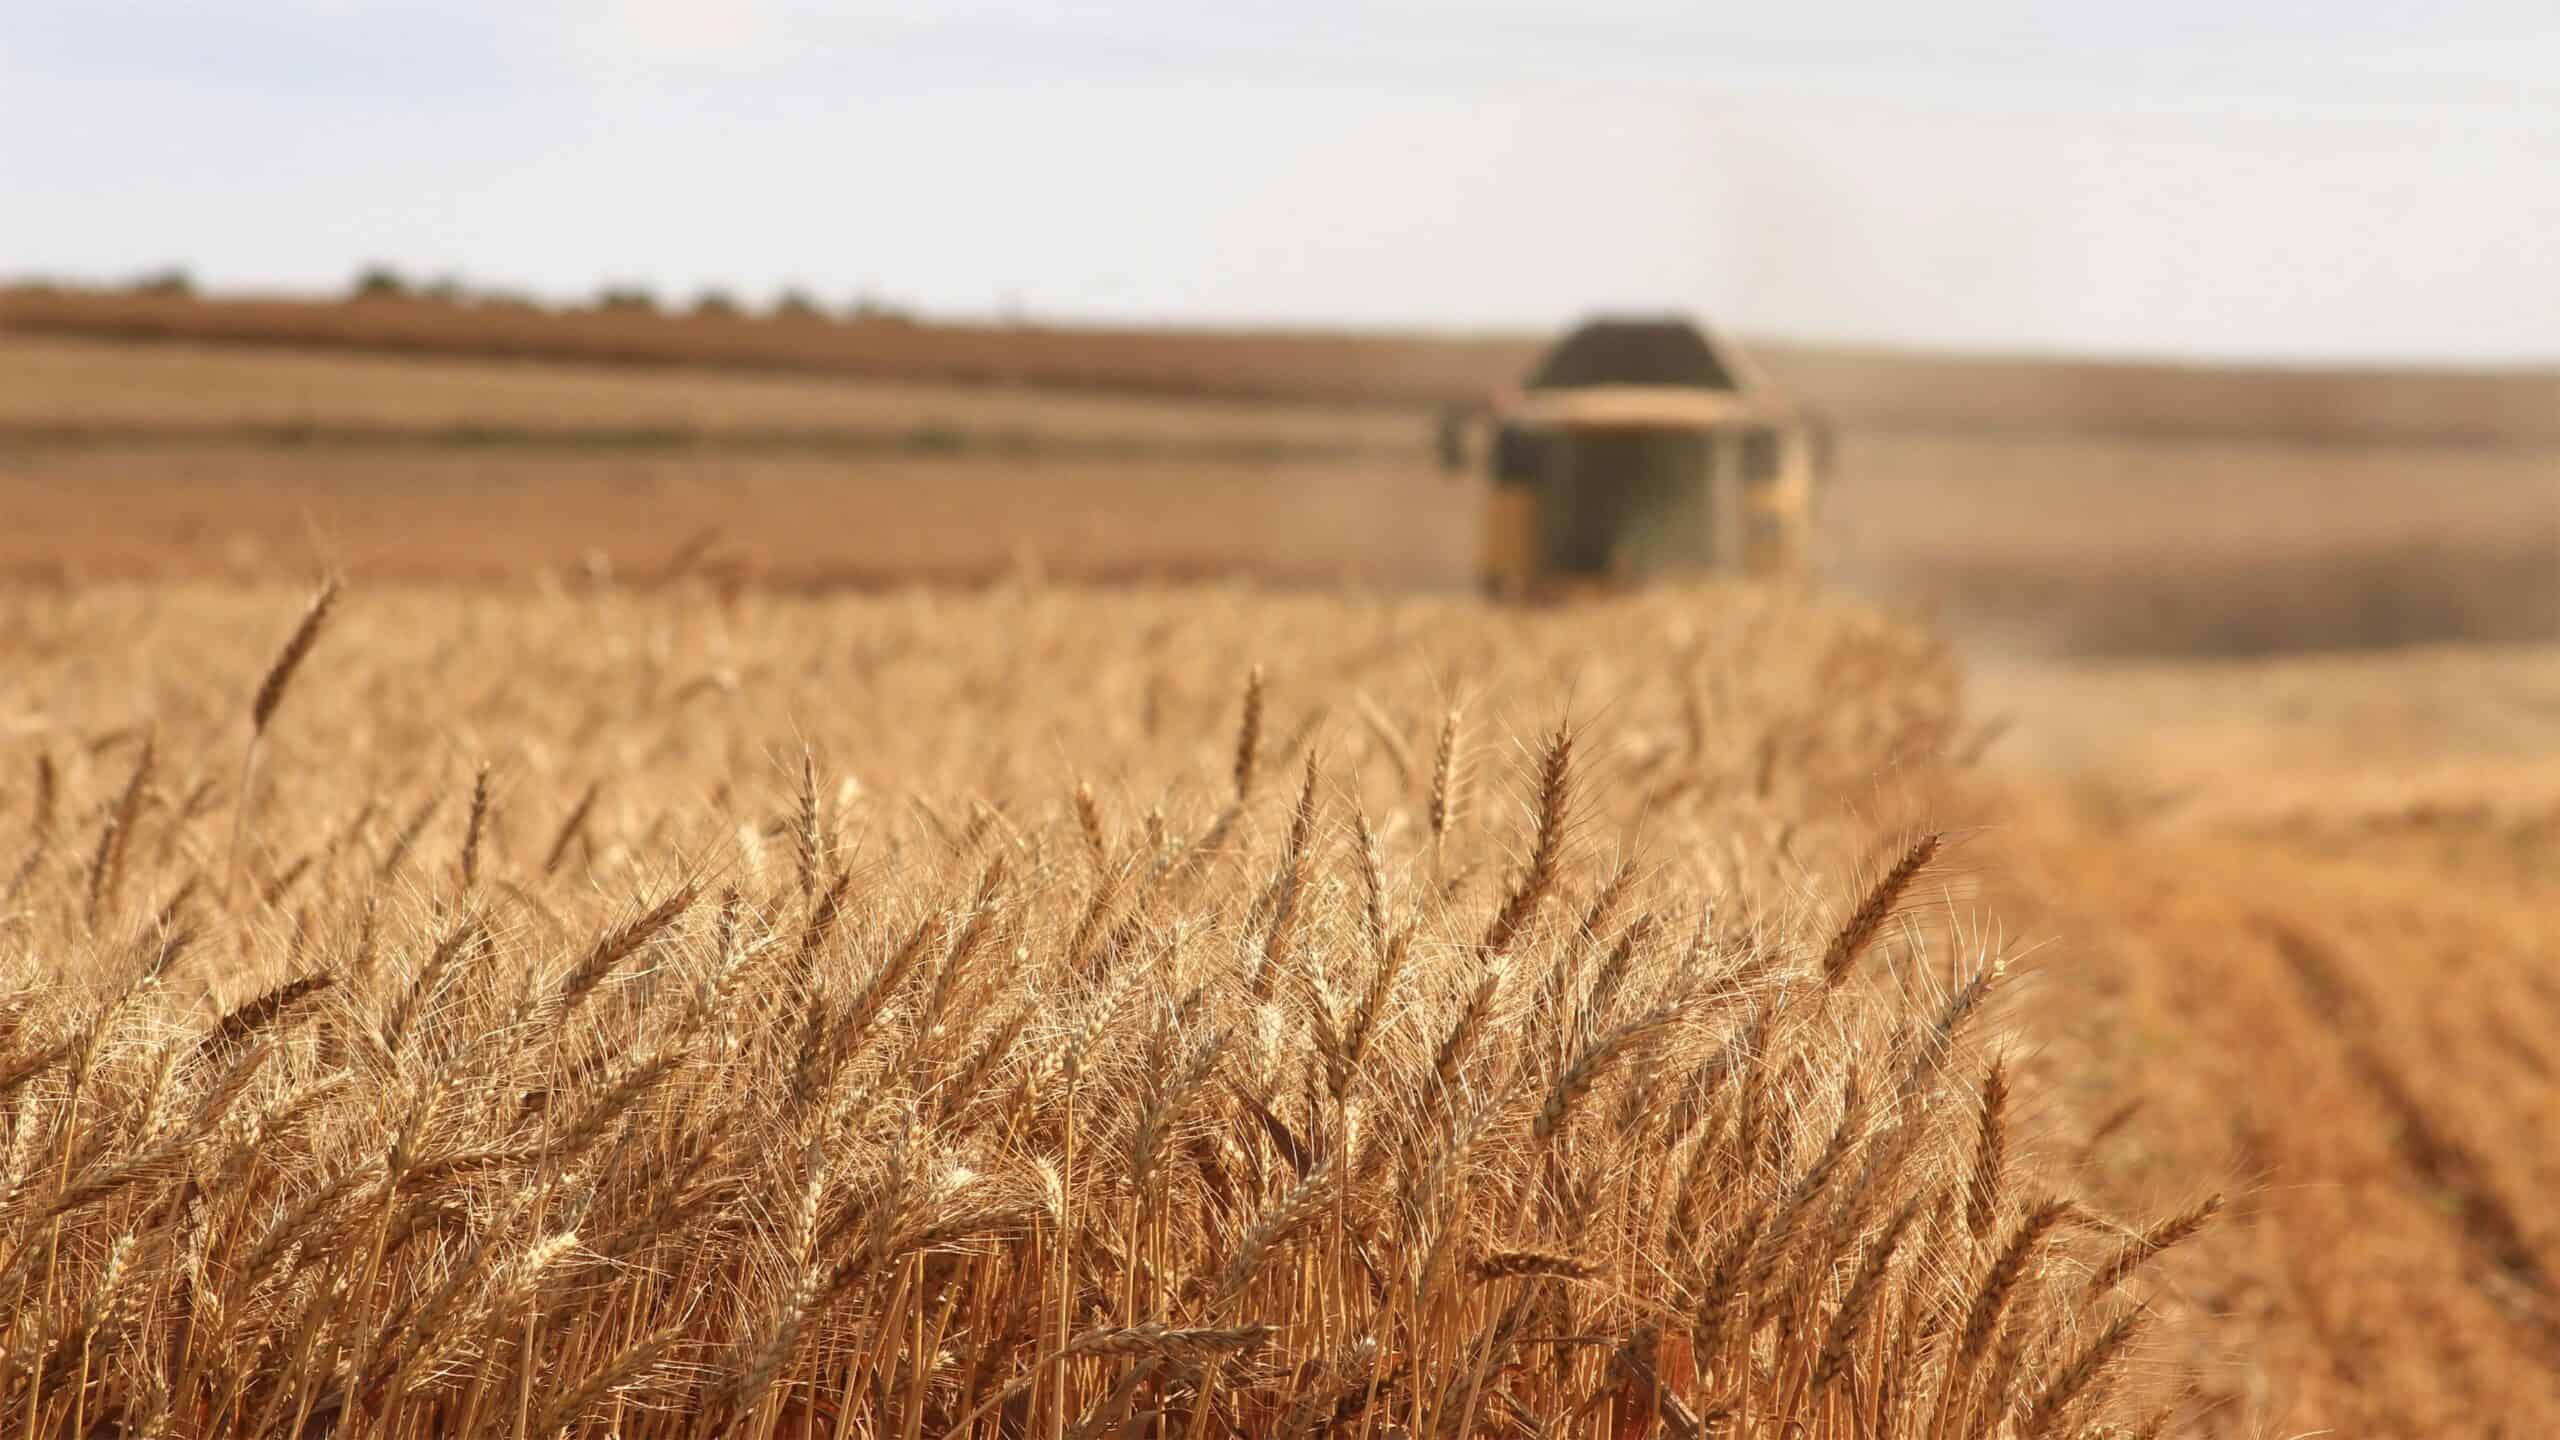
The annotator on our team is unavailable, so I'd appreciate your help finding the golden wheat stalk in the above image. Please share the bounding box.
[225,578,338,899]
[1822,832,1941,986]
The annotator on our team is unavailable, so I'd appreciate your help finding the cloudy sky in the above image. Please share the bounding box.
[8,2,2557,362]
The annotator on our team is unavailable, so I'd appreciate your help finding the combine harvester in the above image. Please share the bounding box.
[1442,315,1829,595]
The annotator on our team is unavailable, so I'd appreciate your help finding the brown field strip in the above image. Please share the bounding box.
[0,448,1476,588]
[0,334,1428,454]
[0,289,1530,407]
[13,288,2560,441]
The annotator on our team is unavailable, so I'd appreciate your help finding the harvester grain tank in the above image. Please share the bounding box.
[1446,316,1825,595]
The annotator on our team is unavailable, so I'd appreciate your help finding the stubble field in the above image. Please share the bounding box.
[1968,644,2560,1436]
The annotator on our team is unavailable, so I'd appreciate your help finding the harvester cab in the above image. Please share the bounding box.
[1442,316,1823,598]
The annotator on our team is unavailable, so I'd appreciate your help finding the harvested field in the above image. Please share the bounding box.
[0,579,2213,1438]
[1962,646,2560,1435]
[1823,433,2560,654]
[10,419,2552,658]
[10,328,2554,656]
[0,448,1473,589]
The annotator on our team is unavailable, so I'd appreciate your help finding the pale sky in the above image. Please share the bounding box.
[7,2,2558,363]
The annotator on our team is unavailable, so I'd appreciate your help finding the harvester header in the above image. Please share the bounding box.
[1447,315,1823,595]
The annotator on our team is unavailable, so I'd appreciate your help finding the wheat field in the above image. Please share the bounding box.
[9,310,2555,1438]
[0,578,2217,1438]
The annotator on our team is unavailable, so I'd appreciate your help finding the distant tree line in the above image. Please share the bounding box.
[7,263,925,326]
[341,263,915,324]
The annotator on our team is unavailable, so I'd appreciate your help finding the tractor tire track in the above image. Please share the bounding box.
[2257,916,2560,1371]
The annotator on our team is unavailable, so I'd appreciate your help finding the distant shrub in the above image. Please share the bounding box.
[130,267,193,297]
[849,293,918,325]
[418,273,468,303]
[596,284,659,314]
[692,289,742,317]
[350,265,409,300]
[770,288,825,320]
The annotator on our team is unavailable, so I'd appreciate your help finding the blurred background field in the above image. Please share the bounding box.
[5,309,2554,657]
